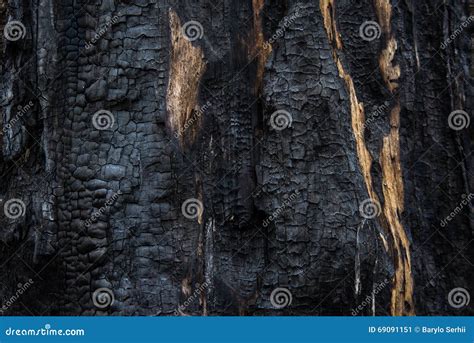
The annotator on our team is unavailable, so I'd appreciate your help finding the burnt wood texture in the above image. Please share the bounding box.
[0,0,473,316]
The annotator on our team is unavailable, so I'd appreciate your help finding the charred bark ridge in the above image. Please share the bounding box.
[0,0,472,316]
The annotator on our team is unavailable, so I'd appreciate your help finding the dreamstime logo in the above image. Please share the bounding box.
[4,323,85,336]
[173,281,210,316]
[3,198,26,219]
[448,287,470,309]
[3,101,34,134]
[441,16,474,49]
[269,110,292,131]
[182,21,204,41]
[174,101,211,139]
[358,103,388,136]
[440,193,473,228]
[92,110,115,130]
[0,279,34,314]
[262,190,300,227]
[92,288,115,309]
[351,278,389,316]
[181,198,203,220]
[448,110,470,131]
[4,20,26,41]
[359,199,381,219]
[263,6,302,50]
[270,287,292,309]
[359,21,381,41]
[85,15,120,49]
[83,191,121,228]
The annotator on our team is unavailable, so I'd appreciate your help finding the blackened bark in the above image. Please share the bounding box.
[0,0,472,316]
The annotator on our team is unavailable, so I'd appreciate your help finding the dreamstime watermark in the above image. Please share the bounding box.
[3,101,34,133]
[85,15,120,49]
[270,287,293,309]
[5,324,85,336]
[448,110,470,131]
[359,21,381,41]
[351,278,389,316]
[181,198,203,220]
[262,190,300,227]
[0,279,34,314]
[182,21,203,41]
[3,198,26,220]
[359,198,381,219]
[84,191,121,228]
[448,287,470,309]
[269,110,293,131]
[174,101,211,139]
[440,193,473,228]
[441,16,474,49]
[3,20,26,41]
[263,6,303,50]
[357,103,388,136]
[92,288,115,309]
[173,281,210,315]
[92,110,115,130]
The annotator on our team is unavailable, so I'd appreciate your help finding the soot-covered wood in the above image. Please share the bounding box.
[0,0,472,316]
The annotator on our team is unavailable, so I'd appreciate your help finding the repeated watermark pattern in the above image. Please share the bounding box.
[441,16,474,49]
[84,191,121,228]
[448,110,470,131]
[3,20,26,41]
[263,6,303,50]
[3,198,26,220]
[174,101,211,139]
[92,110,115,130]
[0,0,472,320]
[85,15,120,49]
[358,103,388,136]
[269,110,293,131]
[270,287,293,309]
[92,288,115,309]
[0,279,34,314]
[181,198,203,220]
[351,278,390,316]
[173,281,210,316]
[3,101,34,133]
[359,21,381,41]
[440,193,473,227]
[448,287,470,309]
[262,190,300,228]
[182,21,204,42]
[359,199,381,220]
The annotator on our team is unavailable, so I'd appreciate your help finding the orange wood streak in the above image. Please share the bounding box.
[320,0,415,316]
[380,104,414,315]
[375,0,414,316]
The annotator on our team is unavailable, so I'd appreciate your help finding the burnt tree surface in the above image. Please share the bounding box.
[0,0,473,316]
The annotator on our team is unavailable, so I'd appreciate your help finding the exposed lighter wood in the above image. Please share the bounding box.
[375,0,414,316]
[319,0,376,203]
[167,9,207,147]
[251,0,272,94]
[321,0,415,316]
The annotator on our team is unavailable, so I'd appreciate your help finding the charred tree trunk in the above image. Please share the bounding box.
[0,0,473,316]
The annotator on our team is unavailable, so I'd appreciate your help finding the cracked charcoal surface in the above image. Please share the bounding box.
[0,0,473,316]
